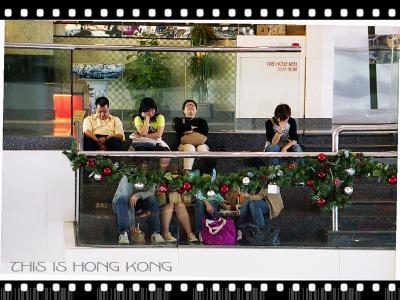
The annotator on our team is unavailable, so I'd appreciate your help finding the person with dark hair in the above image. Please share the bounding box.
[131,97,169,150]
[173,99,209,172]
[82,96,124,151]
[191,158,225,242]
[112,175,165,244]
[264,104,302,164]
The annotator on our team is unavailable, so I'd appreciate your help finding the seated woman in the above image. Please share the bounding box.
[265,104,302,164]
[173,99,209,172]
[191,158,225,242]
[236,188,284,242]
[157,157,199,243]
[131,97,169,151]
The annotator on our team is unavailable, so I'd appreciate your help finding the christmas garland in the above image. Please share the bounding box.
[63,142,397,212]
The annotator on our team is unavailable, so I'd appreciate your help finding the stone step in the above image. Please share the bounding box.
[273,211,396,236]
[341,201,396,216]
[78,209,395,247]
[78,213,183,247]
[338,216,396,231]
[327,230,395,248]
[273,213,330,243]
[4,130,396,151]
[79,182,396,215]
[78,212,333,246]
[118,131,397,152]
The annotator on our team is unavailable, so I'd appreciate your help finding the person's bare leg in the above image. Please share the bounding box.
[174,202,193,235]
[161,203,174,234]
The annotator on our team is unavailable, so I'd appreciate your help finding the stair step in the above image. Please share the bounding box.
[78,183,396,216]
[327,230,395,248]
[338,216,396,231]
[341,200,396,216]
[78,212,185,246]
[77,211,395,248]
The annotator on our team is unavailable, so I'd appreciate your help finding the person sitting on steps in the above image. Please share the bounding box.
[173,99,209,173]
[157,157,199,243]
[112,173,165,245]
[264,103,302,165]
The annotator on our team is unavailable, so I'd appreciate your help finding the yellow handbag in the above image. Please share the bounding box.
[156,191,181,205]
[266,192,284,219]
[181,132,207,146]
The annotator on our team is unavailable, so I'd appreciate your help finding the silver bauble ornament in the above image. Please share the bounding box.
[207,190,216,197]
[134,183,145,190]
[344,186,353,195]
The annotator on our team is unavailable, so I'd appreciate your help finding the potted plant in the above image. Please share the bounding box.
[188,25,218,105]
[123,34,171,115]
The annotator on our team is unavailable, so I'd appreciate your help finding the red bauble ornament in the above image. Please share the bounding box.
[317,170,326,179]
[288,162,296,169]
[306,179,314,187]
[182,181,192,191]
[87,159,95,167]
[220,184,229,194]
[387,175,397,185]
[103,167,112,175]
[177,188,185,194]
[316,198,326,206]
[158,183,169,193]
[333,177,342,187]
[260,175,268,182]
[317,153,327,162]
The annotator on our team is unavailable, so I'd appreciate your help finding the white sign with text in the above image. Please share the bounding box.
[236,36,306,119]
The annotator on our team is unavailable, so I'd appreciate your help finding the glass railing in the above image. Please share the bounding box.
[71,49,239,132]
[333,29,399,124]
[74,152,396,249]
[4,47,74,136]
[5,25,400,138]
[4,43,304,137]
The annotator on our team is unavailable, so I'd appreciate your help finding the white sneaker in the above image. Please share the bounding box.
[151,232,165,243]
[162,232,178,243]
[118,232,129,244]
[236,230,242,242]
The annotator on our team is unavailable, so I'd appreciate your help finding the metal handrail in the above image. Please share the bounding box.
[332,124,398,152]
[78,151,397,158]
[330,124,398,233]
[5,42,301,53]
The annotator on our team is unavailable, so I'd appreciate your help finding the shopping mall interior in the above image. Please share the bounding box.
[1,20,398,279]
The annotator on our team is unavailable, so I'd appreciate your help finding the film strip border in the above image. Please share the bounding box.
[0,281,399,298]
[0,8,399,19]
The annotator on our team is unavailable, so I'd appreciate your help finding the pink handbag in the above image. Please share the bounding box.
[200,217,236,245]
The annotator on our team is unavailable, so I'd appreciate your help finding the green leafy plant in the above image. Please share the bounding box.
[190,24,218,46]
[64,145,398,212]
[188,25,218,104]
[123,35,171,114]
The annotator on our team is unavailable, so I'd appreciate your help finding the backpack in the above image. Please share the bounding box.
[240,223,280,246]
